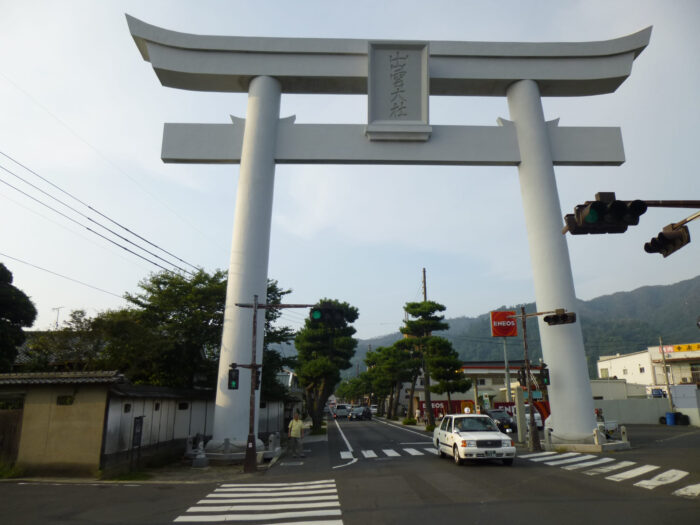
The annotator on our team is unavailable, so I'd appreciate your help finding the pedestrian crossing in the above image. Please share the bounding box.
[173,479,343,523]
[520,451,700,499]
[340,446,437,460]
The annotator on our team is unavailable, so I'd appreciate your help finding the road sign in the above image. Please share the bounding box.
[490,311,518,337]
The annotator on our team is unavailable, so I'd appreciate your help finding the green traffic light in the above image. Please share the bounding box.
[311,308,322,320]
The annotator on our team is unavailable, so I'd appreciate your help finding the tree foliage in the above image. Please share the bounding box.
[0,263,37,371]
[295,299,358,432]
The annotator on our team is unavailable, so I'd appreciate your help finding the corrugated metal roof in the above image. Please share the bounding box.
[0,370,126,385]
[109,384,214,400]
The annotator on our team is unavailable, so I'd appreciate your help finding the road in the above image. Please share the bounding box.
[2,419,698,524]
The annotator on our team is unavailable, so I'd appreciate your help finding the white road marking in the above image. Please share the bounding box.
[634,469,689,489]
[403,448,424,456]
[529,452,580,462]
[606,464,659,482]
[382,449,400,457]
[197,495,339,504]
[672,483,700,498]
[340,451,354,459]
[562,457,616,471]
[519,451,558,459]
[206,488,337,498]
[187,501,341,512]
[220,480,334,487]
[544,454,596,466]
[584,460,636,476]
[361,450,378,458]
[424,448,438,455]
[215,484,335,492]
[174,509,343,522]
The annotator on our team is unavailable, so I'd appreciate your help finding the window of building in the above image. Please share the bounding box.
[57,395,74,406]
[123,403,131,413]
[477,378,486,386]
[600,368,609,378]
[154,402,160,411]
[622,368,628,375]
[178,402,189,410]
[639,366,645,373]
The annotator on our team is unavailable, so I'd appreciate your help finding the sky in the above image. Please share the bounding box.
[0,0,698,341]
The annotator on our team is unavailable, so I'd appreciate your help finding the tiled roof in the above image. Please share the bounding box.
[0,370,126,385]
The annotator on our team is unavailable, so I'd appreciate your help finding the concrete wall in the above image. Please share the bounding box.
[593,398,670,425]
[16,385,108,476]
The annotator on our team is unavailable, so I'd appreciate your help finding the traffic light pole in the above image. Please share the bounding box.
[235,297,316,473]
[519,306,542,452]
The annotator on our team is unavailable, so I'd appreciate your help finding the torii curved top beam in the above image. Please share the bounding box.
[126,14,650,97]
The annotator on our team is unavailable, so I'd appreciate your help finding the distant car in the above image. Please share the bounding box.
[370,404,378,415]
[349,406,372,420]
[512,405,543,429]
[486,409,515,434]
[332,404,350,418]
[433,414,516,466]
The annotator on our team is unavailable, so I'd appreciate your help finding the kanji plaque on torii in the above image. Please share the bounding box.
[127,14,651,452]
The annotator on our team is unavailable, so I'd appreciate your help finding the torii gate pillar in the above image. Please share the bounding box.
[507,80,594,438]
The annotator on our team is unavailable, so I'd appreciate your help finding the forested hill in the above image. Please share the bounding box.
[349,274,700,378]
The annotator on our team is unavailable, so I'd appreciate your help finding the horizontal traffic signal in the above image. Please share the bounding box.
[543,311,576,326]
[564,193,647,235]
[644,224,690,258]
[309,306,344,322]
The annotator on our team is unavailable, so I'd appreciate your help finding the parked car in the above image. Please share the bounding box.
[332,404,350,418]
[433,414,516,466]
[370,404,378,415]
[486,409,515,434]
[349,406,372,420]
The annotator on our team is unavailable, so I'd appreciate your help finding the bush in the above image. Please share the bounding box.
[402,417,417,425]
[425,424,435,432]
[0,462,24,479]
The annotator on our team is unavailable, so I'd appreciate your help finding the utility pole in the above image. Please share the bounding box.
[420,267,435,427]
[659,336,675,413]
[235,297,317,473]
[503,338,512,404]
[52,306,64,329]
[519,306,542,452]
[422,267,427,301]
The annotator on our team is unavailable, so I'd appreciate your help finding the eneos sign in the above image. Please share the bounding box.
[490,310,518,337]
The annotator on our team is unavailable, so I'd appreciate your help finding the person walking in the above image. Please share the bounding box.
[287,412,305,458]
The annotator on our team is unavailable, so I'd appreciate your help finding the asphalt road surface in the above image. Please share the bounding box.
[2,420,698,524]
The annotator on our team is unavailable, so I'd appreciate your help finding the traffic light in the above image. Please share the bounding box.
[564,192,647,235]
[309,306,344,323]
[543,310,577,326]
[644,224,690,258]
[540,364,550,386]
[228,366,239,390]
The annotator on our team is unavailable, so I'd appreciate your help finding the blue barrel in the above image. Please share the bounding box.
[665,412,676,425]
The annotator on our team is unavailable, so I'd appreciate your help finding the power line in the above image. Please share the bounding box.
[0,159,195,275]
[0,175,178,275]
[0,252,123,299]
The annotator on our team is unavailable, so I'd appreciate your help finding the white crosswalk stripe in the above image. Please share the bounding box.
[382,449,400,457]
[173,479,343,524]
[403,448,424,456]
[523,452,699,499]
[361,450,377,458]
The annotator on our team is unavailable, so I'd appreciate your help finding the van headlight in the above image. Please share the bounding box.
[502,440,513,447]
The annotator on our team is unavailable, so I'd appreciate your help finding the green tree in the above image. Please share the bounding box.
[427,337,472,408]
[400,300,449,428]
[0,263,37,371]
[295,299,358,432]
[23,310,103,371]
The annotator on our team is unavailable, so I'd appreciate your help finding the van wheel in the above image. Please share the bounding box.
[453,446,463,466]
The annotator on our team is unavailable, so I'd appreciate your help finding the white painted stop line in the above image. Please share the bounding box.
[672,483,700,498]
[606,464,659,482]
[634,469,689,489]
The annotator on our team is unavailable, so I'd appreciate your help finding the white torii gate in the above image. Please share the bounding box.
[127,15,651,448]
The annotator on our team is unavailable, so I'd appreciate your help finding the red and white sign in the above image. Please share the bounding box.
[490,310,518,337]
